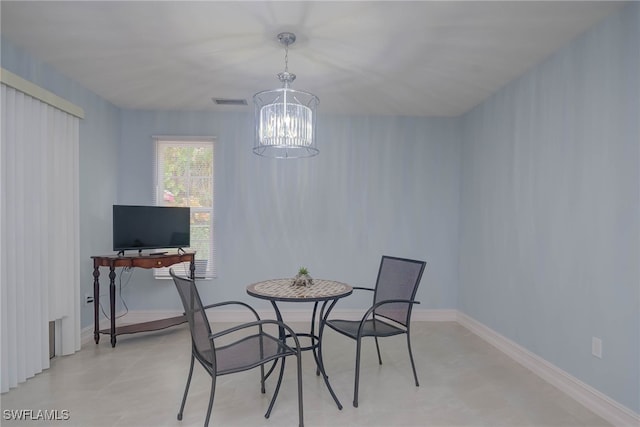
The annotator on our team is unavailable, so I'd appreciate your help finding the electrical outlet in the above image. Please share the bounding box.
[85,294,94,304]
[592,337,602,359]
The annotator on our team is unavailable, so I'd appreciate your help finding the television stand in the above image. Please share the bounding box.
[91,251,196,347]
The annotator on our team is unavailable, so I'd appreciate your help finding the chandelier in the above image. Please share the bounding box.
[253,32,319,159]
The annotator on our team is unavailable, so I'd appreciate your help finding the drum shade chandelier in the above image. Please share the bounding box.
[253,32,319,159]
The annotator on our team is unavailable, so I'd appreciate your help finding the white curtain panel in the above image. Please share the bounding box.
[1,83,81,393]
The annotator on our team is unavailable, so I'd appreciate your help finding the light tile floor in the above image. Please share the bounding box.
[1,322,610,427]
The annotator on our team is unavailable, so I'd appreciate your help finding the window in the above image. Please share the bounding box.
[154,137,215,278]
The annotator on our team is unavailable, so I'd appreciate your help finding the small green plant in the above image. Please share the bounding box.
[292,266,313,287]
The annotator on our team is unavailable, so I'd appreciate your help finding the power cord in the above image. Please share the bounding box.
[98,266,132,320]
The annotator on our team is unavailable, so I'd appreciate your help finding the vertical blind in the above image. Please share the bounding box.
[1,83,81,392]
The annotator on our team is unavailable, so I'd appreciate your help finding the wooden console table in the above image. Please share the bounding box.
[91,252,195,347]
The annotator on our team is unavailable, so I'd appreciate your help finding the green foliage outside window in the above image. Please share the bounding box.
[161,146,213,208]
[159,143,214,269]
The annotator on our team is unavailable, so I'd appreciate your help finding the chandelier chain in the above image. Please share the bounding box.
[284,43,289,73]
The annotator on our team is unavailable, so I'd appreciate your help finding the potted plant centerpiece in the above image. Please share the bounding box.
[292,267,313,287]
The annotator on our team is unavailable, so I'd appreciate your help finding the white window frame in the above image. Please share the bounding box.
[153,136,215,279]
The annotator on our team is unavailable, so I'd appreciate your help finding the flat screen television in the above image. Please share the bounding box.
[113,205,190,254]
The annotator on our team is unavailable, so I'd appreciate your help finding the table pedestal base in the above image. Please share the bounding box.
[268,299,344,410]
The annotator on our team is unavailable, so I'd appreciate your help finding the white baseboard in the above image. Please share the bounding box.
[457,312,640,427]
[81,325,94,345]
[412,308,458,322]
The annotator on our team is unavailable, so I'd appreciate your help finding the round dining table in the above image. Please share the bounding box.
[247,278,353,409]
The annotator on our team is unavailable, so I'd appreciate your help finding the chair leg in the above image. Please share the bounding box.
[260,364,266,394]
[406,333,419,387]
[178,354,195,421]
[265,358,286,419]
[374,337,382,365]
[296,352,304,427]
[204,376,216,427]
[353,338,362,408]
[263,359,278,382]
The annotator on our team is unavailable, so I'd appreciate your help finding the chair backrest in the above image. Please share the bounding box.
[170,269,215,366]
[373,256,426,326]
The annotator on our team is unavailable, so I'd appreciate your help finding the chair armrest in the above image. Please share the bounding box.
[359,298,420,324]
[203,301,261,322]
[209,319,302,351]
[371,298,420,310]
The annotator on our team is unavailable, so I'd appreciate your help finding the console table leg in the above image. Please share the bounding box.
[93,265,100,344]
[189,259,195,279]
[109,266,117,347]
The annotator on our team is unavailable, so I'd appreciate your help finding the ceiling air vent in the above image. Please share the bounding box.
[212,98,248,106]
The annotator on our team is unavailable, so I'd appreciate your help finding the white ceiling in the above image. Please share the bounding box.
[0,1,625,117]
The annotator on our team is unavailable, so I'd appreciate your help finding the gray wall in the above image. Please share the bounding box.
[1,37,121,329]
[117,111,461,312]
[458,3,639,413]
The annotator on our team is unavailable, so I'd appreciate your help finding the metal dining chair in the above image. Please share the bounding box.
[170,269,304,426]
[320,255,426,407]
